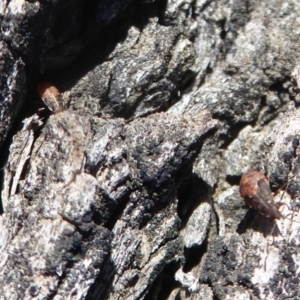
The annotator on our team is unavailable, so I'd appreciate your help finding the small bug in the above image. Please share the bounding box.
[239,170,281,219]
[37,81,64,113]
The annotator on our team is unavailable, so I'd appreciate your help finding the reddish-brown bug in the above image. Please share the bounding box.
[37,81,64,113]
[239,170,281,219]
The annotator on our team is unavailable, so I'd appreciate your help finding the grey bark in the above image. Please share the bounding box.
[1,0,300,300]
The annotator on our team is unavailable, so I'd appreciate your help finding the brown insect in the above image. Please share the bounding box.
[239,170,281,219]
[37,81,64,113]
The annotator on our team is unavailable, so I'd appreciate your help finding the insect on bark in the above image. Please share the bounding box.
[239,169,282,219]
[37,81,65,113]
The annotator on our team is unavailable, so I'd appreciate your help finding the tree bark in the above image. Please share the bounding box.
[0,0,300,299]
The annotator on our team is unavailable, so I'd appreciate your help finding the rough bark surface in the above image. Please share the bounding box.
[1,0,300,300]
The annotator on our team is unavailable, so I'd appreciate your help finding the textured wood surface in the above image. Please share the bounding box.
[1,0,300,299]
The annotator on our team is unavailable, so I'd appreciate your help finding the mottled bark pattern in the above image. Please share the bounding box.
[1,0,300,299]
